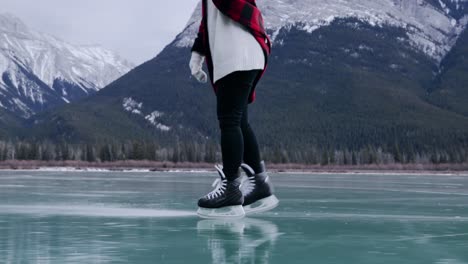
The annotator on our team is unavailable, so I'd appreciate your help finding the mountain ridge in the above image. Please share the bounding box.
[177,0,468,62]
[4,1,468,164]
[0,13,134,118]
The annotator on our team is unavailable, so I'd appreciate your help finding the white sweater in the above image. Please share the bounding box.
[207,0,265,83]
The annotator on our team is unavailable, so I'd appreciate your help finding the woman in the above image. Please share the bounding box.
[189,0,278,218]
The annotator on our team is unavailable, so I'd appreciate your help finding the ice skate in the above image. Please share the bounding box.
[197,164,245,219]
[240,161,279,215]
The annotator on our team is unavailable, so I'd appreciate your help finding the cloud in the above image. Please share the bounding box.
[1,0,199,64]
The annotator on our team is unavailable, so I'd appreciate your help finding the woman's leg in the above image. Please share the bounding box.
[216,70,260,181]
[240,106,263,174]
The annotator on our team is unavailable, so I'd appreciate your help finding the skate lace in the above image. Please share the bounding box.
[206,178,227,199]
[241,176,256,196]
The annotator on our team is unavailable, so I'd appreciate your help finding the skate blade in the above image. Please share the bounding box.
[244,195,279,215]
[197,205,245,219]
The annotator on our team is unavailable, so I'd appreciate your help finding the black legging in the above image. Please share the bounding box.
[216,70,263,181]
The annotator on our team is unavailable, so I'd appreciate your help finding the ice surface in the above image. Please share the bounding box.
[1,170,467,263]
[0,205,196,218]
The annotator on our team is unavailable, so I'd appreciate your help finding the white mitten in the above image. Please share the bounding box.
[189,52,208,83]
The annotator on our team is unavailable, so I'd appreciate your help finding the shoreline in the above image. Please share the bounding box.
[1,160,468,175]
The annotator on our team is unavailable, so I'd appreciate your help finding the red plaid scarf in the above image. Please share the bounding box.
[191,0,271,104]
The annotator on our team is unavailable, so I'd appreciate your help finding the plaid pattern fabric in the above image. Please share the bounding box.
[191,0,271,104]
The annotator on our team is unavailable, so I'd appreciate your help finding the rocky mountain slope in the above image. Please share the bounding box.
[15,0,468,162]
[0,13,134,118]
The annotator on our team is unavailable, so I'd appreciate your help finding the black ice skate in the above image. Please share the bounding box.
[240,161,279,215]
[197,164,245,219]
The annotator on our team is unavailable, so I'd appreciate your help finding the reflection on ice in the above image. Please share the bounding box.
[197,218,281,264]
[0,205,196,218]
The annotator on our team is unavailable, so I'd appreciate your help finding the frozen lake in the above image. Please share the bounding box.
[1,170,468,264]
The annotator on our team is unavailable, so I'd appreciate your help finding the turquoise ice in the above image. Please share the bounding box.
[1,170,467,263]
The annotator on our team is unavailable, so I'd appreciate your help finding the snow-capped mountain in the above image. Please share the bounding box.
[177,0,468,62]
[0,13,134,118]
[21,0,468,159]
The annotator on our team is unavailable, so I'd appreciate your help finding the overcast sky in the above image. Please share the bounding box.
[1,0,199,64]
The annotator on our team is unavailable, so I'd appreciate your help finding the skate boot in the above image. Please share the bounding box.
[240,161,279,215]
[197,164,245,219]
